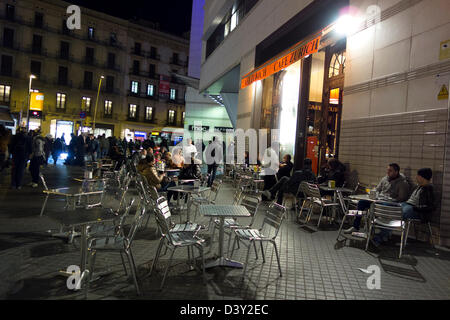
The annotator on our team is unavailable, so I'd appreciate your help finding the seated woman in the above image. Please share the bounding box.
[318,158,346,187]
[167,153,202,202]
[371,168,435,247]
[138,153,167,190]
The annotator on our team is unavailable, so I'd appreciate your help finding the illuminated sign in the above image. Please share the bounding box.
[329,88,340,105]
[241,36,321,89]
[30,110,42,119]
[30,92,44,111]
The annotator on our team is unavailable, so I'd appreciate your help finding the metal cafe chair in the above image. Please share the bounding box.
[300,182,340,228]
[85,198,143,297]
[404,218,435,249]
[230,202,286,282]
[210,193,261,254]
[365,202,406,258]
[149,196,206,290]
[192,179,222,221]
[335,189,367,241]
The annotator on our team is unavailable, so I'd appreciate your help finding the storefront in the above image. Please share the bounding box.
[50,119,74,145]
[241,0,348,174]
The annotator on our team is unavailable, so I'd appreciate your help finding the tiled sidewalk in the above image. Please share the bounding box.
[0,165,449,300]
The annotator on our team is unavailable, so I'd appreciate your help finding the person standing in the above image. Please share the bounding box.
[52,137,63,165]
[205,137,223,187]
[9,127,32,189]
[28,131,46,187]
[0,124,11,172]
[43,134,53,167]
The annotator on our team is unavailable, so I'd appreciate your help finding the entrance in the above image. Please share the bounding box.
[50,120,73,145]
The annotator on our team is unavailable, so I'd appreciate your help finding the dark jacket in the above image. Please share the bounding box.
[408,184,435,222]
[9,132,32,160]
[286,168,317,192]
[277,161,293,180]
[179,164,202,180]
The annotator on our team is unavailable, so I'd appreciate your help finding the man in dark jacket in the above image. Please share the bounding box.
[263,158,317,204]
[276,154,293,180]
[9,127,32,189]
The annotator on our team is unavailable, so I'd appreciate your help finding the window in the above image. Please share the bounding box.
[134,42,141,55]
[60,41,69,59]
[170,88,176,100]
[150,47,158,59]
[110,32,117,45]
[0,85,11,103]
[85,47,94,65]
[107,52,115,68]
[6,4,15,20]
[128,104,137,119]
[168,109,175,124]
[34,12,43,28]
[106,76,114,92]
[58,66,68,85]
[104,100,112,115]
[3,28,14,48]
[145,106,153,120]
[30,60,41,77]
[81,97,91,112]
[132,60,140,74]
[88,27,95,40]
[328,52,346,78]
[172,53,179,64]
[83,71,93,89]
[149,64,156,78]
[32,35,43,54]
[56,93,66,109]
[1,55,13,76]
[131,81,139,94]
[62,19,70,34]
[147,84,154,96]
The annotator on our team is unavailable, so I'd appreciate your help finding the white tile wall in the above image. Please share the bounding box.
[344,55,374,87]
[370,82,408,116]
[342,91,371,120]
[407,75,450,112]
[373,39,411,78]
[374,7,413,50]
[346,25,376,62]
[412,0,450,36]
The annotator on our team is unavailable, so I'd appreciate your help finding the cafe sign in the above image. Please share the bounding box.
[241,36,321,89]
[30,92,44,111]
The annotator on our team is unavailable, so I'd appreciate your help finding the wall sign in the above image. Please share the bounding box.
[241,36,321,89]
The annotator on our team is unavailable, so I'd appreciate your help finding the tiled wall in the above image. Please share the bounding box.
[339,108,447,245]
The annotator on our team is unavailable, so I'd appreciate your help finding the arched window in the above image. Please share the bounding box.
[328,52,346,78]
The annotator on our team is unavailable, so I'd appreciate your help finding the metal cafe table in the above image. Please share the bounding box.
[199,205,251,269]
[166,184,210,222]
[47,208,119,289]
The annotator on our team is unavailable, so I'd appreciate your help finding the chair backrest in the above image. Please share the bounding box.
[209,179,222,201]
[232,186,244,205]
[305,182,322,200]
[154,196,173,234]
[261,202,286,239]
[240,193,261,225]
[124,199,147,248]
[335,189,348,214]
[372,202,403,223]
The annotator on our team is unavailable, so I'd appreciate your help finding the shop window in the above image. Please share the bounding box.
[81,96,91,112]
[104,100,112,115]
[56,93,66,109]
[0,84,11,103]
[328,52,345,78]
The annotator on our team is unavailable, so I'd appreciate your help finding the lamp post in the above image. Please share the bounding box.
[92,75,104,135]
[25,74,36,132]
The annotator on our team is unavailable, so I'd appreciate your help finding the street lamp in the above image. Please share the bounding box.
[92,75,104,134]
[25,74,37,132]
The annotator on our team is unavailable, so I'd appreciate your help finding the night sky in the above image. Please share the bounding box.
[66,0,193,36]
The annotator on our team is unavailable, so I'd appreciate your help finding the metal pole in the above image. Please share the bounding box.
[25,76,33,131]
[92,76,104,134]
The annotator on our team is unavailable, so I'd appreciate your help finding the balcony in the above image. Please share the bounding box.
[102,87,121,95]
[105,63,121,72]
[147,53,160,61]
[169,59,187,68]
[131,48,146,57]
[54,79,73,88]
[167,98,186,105]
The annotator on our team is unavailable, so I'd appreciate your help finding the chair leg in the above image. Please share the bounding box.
[230,235,238,258]
[404,220,411,248]
[84,250,96,299]
[298,200,306,221]
[272,241,282,277]
[317,206,325,228]
[399,228,405,259]
[150,238,164,277]
[126,249,141,295]
[427,222,435,247]
[241,242,252,283]
[160,247,176,290]
[336,214,348,241]
[119,251,128,276]
[40,194,49,217]
[253,241,258,260]
[260,241,265,263]
[365,223,373,252]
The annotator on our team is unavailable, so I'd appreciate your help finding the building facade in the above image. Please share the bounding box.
[200,0,450,246]
[0,0,189,144]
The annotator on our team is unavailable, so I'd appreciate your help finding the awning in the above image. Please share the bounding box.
[0,108,15,127]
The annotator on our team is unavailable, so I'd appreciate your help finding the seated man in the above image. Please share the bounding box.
[344,163,411,235]
[371,168,435,246]
[318,158,346,187]
[263,158,317,204]
[167,153,202,202]
[276,154,293,180]
[260,147,279,201]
